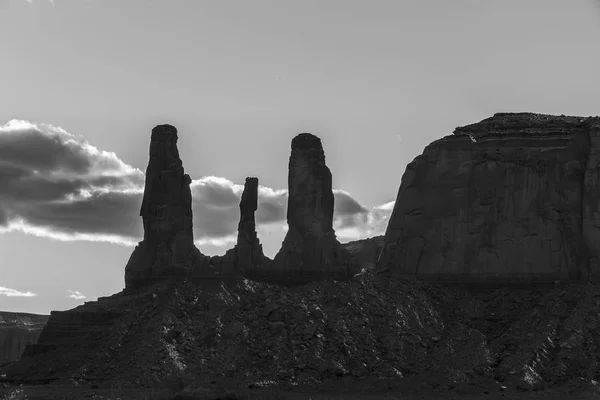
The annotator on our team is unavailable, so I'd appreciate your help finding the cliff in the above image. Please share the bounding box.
[377,112,600,285]
[0,312,48,365]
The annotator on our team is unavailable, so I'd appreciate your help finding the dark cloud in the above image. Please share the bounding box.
[0,123,92,173]
[256,199,286,224]
[190,177,287,237]
[333,189,369,216]
[0,119,391,248]
[2,173,89,203]
[192,177,241,209]
[0,207,7,226]
[20,191,143,239]
[335,201,394,243]
[0,120,144,243]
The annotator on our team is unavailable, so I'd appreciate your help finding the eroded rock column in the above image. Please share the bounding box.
[272,133,358,281]
[124,124,209,289]
[212,177,271,275]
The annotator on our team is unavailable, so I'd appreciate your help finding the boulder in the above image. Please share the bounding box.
[124,125,211,289]
[377,112,600,286]
[272,133,359,282]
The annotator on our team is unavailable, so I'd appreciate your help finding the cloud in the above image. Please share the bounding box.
[0,119,392,251]
[66,290,86,300]
[0,286,37,297]
[334,200,395,243]
[0,120,144,243]
[332,189,369,215]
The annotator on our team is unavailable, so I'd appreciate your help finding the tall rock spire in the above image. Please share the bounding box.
[211,177,271,276]
[125,124,209,289]
[272,133,358,281]
[236,177,264,273]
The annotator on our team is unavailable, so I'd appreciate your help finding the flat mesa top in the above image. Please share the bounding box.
[453,112,598,138]
[151,124,178,141]
[292,133,323,150]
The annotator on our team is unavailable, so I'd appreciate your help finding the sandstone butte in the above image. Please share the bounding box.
[377,112,600,286]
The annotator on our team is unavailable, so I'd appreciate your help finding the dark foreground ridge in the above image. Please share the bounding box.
[4,113,600,399]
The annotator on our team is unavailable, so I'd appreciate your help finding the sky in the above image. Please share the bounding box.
[1,0,599,314]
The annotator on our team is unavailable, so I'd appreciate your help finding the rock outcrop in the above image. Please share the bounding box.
[211,177,272,276]
[341,236,385,271]
[124,125,211,289]
[0,312,48,365]
[272,133,359,281]
[377,112,600,286]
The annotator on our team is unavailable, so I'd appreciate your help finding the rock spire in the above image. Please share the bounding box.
[272,133,358,281]
[124,124,208,288]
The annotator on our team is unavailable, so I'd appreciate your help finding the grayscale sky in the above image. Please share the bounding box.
[1,0,599,314]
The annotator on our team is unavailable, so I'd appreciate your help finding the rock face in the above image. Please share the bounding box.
[341,236,385,270]
[272,133,358,281]
[378,112,600,285]
[17,292,140,366]
[235,177,271,274]
[125,125,210,289]
[0,312,48,365]
[211,177,271,276]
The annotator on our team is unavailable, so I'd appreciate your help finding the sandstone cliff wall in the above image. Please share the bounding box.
[378,113,600,285]
[0,312,48,365]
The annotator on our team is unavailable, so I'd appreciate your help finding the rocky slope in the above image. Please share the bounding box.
[378,112,600,285]
[0,312,48,365]
[3,274,600,397]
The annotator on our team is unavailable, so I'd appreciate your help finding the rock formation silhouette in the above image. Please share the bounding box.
[211,177,271,275]
[8,115,600,395]
[272,133,359,281]
[124,125,210,289]
[377,112,600,286]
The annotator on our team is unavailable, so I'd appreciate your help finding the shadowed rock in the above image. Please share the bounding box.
[341,235,385,271]
[271,133,358,281]
[0,312,48,365]
[377,112,600,286]
[211,177,271,275]
[236,177,270,274]
[124,125,210,289]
